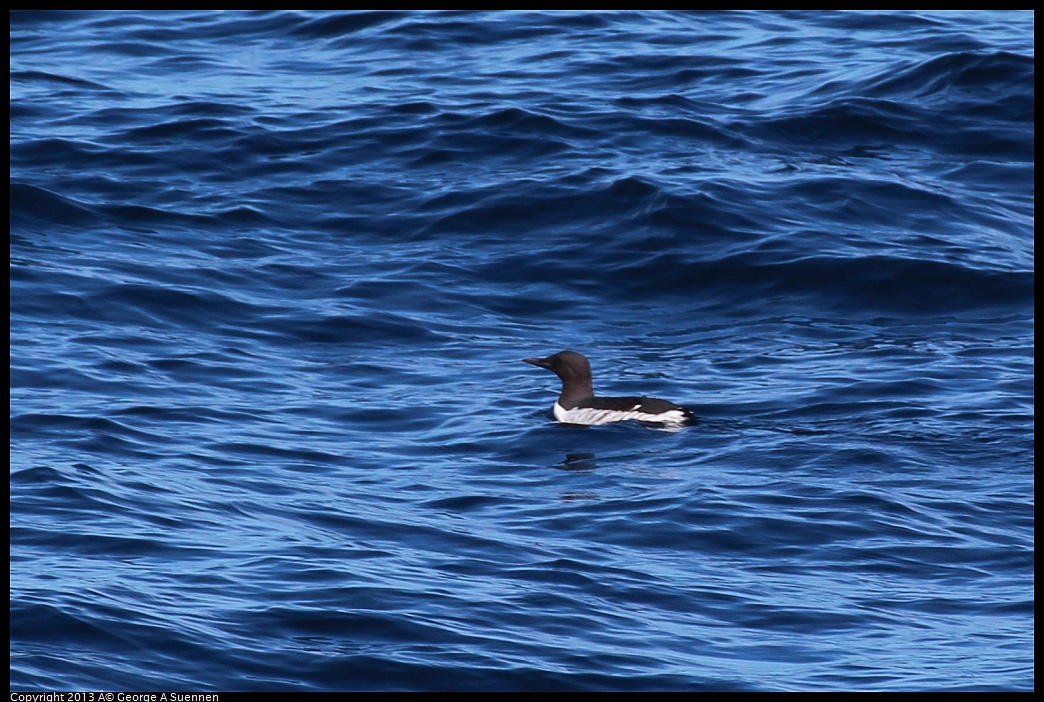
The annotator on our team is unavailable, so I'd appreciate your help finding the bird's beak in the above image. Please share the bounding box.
[523,357,550,369]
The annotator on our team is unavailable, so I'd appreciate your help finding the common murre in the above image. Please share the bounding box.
[524,350,696,427]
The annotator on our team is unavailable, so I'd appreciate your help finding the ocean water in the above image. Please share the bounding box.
[9,10,1033,692]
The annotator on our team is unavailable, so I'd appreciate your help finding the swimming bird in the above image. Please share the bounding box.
[524,350,696,427]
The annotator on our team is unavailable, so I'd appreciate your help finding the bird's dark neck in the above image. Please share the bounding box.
[558,379,594,409]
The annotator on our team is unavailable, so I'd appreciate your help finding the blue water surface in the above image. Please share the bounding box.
[10,10,1034,691]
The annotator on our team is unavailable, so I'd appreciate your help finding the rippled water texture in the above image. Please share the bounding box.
[10,10,1034,691]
